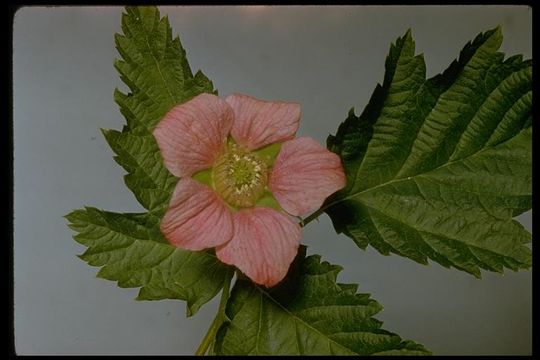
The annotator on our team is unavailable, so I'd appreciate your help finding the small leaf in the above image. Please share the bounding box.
[66,207,231,316]
[214,247,431,355]
[325,28,532,276]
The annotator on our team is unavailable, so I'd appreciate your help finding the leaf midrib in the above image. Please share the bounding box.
[349,32,527,199]
[364,203,527,262]
[140,14,178,105]
[76,212,220,262]
[253,286,358,355]
[327,127,528,216]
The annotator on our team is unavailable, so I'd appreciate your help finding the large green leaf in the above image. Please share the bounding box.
[111,5,215,213]
[65,207,231,316]
[325,28,532,277]
[66,6,225,314]
[214,247,430,355]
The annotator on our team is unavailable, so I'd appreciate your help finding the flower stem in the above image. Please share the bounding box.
[300,207,326,228]
[195,268,233,356]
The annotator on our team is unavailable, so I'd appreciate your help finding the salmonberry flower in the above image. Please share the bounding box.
[153,93,346,287]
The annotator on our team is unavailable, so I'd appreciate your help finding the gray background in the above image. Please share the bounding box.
[13,6,532,355]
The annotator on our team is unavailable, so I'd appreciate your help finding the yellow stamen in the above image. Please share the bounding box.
[213,144,268,207]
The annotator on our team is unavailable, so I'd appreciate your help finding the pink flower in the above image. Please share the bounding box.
[153,93,346,287]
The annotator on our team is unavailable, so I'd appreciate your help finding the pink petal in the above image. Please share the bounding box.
[153,93,234,178]
[216,208,301,287]
[269,137,346,217]
[160,178,234,251]
[226,93,300,151]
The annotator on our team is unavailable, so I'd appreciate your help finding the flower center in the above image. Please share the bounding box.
[213,145,268,208]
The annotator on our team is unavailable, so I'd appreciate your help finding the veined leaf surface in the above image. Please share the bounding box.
[325,28,532,277]
[215,247,431,355]
[66,207,231,316]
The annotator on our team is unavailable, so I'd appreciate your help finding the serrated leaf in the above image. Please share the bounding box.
[325,27,532,277]
[214,247,431,355]
[66,6,226,316]
[66,207,231,316]
[110,5,215,212]
[114,6,215,131]
[67,6,224,314]
[102,128,176,215]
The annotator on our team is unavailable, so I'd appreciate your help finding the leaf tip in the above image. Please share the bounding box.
[113,58,124,72]
[64,208,86,222]
[96,268,109,280]
[404,28,413,38]
[186,303,199,317]
[472,270,482,279]
[485,24,504,45]
[134,291,148,301]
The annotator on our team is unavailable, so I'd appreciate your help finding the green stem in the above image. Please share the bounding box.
[300,207,326,228]
[301,195,345,227]
[195,269,233,356]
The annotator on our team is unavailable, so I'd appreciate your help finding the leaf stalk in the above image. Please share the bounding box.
[195,268,234,355]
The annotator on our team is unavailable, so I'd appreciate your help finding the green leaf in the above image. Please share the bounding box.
[325,27,531,277]
[65,207,231,316]
[114,6,215,131]
[101,128,177,215]
[109,5,215,213]
[214,247,431,355]
[67,6,223,314]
